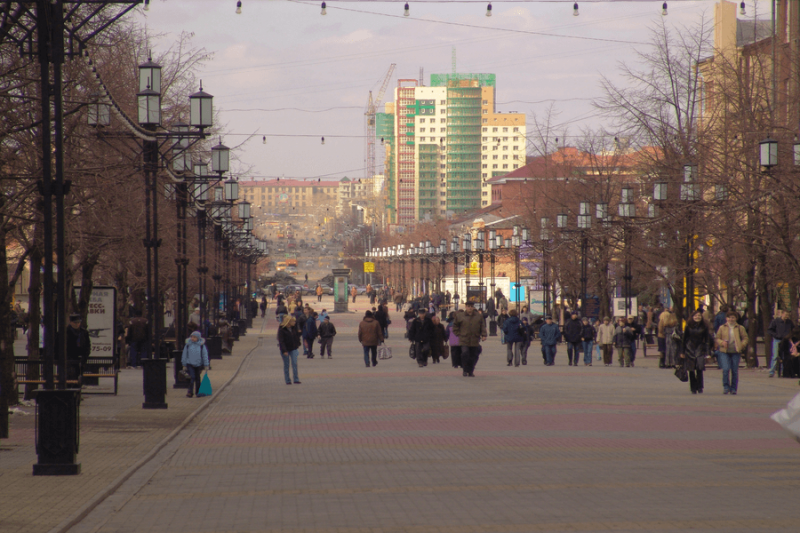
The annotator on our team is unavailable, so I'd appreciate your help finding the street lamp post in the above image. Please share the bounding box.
[463,233,472,304]
[556,205,591,317]
[540,217,552,317]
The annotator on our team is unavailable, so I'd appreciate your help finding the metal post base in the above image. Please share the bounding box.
[206,336,223,359]
[33,389,81,476]
[141,358,168,409]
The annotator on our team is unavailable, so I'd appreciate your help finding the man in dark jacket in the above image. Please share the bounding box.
[409,308,434,367]
[768,310,795,377]
[358,310,384,368]
[125,312,148,369]
[302,310,318,358]
[452,301,487,376]
[318,316,337,358]
[66,313,91,381]
[374,304,389,339]
[563,312,583,366]
[501,309,524,367]
[277,315,301,384]
[539,316,561,366]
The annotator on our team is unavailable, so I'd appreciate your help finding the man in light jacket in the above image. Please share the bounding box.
[452,301,487,377]
[596,316,615,367]
[538,316,561,366]
[716,311,749,394]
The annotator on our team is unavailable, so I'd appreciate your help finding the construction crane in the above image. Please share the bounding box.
[364,64,396,187]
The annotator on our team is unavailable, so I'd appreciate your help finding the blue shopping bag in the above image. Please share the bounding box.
[197,373,212,397]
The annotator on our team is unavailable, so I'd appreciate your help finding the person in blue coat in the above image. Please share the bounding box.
[181,331,209,398]
[538,316,561,366]
[501,309,525,367]
[303,310,319,358]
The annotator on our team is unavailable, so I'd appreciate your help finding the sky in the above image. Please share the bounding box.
[133,0,769,183]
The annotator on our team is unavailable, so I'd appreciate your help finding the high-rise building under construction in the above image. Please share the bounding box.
[379,73,526,226]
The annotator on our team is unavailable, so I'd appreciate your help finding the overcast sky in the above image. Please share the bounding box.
[135,0,767,182]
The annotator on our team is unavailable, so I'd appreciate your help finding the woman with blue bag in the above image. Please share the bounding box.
[181,331,209,398]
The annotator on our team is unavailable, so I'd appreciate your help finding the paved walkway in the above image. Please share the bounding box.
[60,304,800,533]
[1,328,261,533]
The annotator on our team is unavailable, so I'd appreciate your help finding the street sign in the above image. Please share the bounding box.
[463,261,479,275]
[363,262,375,273]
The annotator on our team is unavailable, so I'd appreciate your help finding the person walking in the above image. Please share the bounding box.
[278,315,301,384]
[614,317,633,367]
[497,308,509,344]
[65,313,91,381]
[375,303,390,339]
[595,316,615,366]
[580,317,596,366]
[316,284,323,303]
[539,315,560,366]
[768,310,794,377]
[409,308,434,367]
[275,300,288,324]
[501,309,524,367]
[125,312,148,369]
[318,315,337,358]
[715,311,748,395]
[394,291,404,312]
[351,284,358,304]
[626,315,643,367]
[181,330,210,397]
[303,310,318,358]
[563,312,583,367]
[452,300,487,377]
[520,316,533,365]
[358,310,384,368]
[260,296,267,318]
[680,310,712,394]
[446,311,461,368]
[430,315,447,364]
[658,306,680,368]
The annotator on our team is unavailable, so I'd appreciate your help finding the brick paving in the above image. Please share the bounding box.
[54,300,800,533]
[0,330,260,533]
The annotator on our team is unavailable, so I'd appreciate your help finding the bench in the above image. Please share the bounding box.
[81,355,119,395]
[14,355,119,395]
[14,357,81,388]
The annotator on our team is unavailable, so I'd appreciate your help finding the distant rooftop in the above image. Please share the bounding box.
[737,19,772,47]
[238,179,339,188]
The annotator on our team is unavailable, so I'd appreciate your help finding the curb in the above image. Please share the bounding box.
[47,336,262,533]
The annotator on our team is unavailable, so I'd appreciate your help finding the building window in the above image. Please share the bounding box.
[482,146,487,151]
[440,201,446,206]
[482,137,487,142]
[440,100,446,105]
[420,118,425,123]
[440,128,446,132]
[503,128,508,133]
[482,201,488,206]
[513,145,520,150]
[513,127,519,132]
[440,118,445,123]
[503,146,508,151]
[482,109,487,114]
[482,173,488,178]
[482,191,488,196]
[513,164,519,169]
[492,164,498,169]
[483,100,488,105]
[440,191,446,196]
[493,155,498,160]
[482,155,487,160]
[420,128,425,132]
[493,127,498,132]
[503,155,508,160]
[482,164,487,169]
[503,164,508,169]
[440,173,446,178]
[482,119,487,124]
[492,146,498,151]
[503,137,508,141]
[440,164,446,169]
[441,155,446,160]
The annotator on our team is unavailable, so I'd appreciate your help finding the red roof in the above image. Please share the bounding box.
[239,179,339,188]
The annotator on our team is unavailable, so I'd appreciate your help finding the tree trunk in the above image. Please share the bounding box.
[76,252,99,322]
[0,226,16,438]
[755,252,771,369]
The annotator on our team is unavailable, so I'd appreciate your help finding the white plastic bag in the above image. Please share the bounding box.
[770,392,800,443]
[378,343,393,360]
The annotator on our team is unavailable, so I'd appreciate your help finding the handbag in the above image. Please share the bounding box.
[409,343,416,359]
[378,343,393,360]
[671,329,682,343]
[674,366,688,382]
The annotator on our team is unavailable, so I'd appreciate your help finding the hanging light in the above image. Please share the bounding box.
[224,179,239,202]
[661,2,668,16]
[573,2,579,16]
[262,135,266,144]
[236,1,242,15]
[486,3,492,16]
[404,2,410,16]
[321,136,325,145]
[189,81,213,129]
[211,141,230,174]
[321,2,326,15]
[144,0,149,11]
[138,54,162,94]
[740,1,746,15]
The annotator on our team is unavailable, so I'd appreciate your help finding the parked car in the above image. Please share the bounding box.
[355,285,367,295]
[283,284,305,295]
[305,260,315,267]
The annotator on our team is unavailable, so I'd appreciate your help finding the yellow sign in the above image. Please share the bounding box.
[363,262,375,273]
[463,261,479,276]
